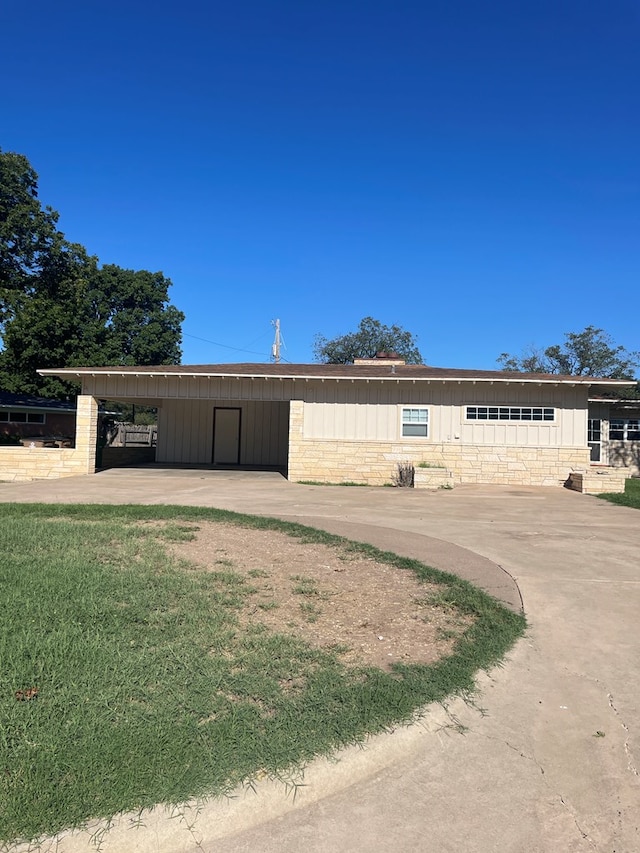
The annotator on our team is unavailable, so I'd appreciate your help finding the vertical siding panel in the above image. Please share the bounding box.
[270,403,280,463]
[156,404,168,461]
[170,402,180,460]
[184,403,193,462]
[263,402,272,461]
[269,403,279,462]
[183,403,192,462]
[240,402,248,462]
[253,402,262,462]
[247,401,255,462]
[166,401,178,460]
[196,401,208,461]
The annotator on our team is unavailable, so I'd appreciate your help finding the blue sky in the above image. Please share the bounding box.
[3,0,639,370]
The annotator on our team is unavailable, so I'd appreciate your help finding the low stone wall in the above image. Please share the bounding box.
[413,467,454,490]
[100,447,156,469]
[566,468,629,495]
[0,447,94,482]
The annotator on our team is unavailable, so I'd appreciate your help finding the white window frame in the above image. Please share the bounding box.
[401,407,429,438]
[465,405,555,423]
[609,418,640,442]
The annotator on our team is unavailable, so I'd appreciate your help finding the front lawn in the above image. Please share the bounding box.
[598,476,640,509]
[0,503,525,846]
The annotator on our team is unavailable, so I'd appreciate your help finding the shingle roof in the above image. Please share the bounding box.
[0,391,76,411]
[38,362,635,386]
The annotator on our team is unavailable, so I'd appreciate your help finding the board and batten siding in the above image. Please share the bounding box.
[81,374,296,402]
[157,400,289,466]
[302,382,588,448]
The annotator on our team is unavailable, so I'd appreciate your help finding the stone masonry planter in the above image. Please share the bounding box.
[566,468,629,494]
[414,467,454,490]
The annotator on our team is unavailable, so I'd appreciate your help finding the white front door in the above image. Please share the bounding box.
[212,408,241,464]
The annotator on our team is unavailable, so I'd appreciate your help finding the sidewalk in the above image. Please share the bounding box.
[2,470,638,852]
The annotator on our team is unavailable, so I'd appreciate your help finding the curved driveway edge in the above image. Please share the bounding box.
[2,470,639,852]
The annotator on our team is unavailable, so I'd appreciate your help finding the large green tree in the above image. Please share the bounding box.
[497,326,639,380]
[314,317,423,364]
[0,150,60,326]
[0,149,184,398]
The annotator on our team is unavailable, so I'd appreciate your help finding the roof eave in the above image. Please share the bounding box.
[37,367,635,387]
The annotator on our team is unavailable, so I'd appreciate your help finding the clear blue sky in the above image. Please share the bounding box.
[3,0,639,370]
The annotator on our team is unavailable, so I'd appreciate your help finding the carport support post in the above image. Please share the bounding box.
[75,395,98,474]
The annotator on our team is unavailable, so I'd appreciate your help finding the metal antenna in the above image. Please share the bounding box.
[271,319,282,363]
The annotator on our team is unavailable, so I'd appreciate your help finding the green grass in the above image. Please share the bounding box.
[598,476,640,509]
[0,503,526,846]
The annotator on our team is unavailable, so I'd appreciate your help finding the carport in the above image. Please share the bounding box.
[38,365,292,476]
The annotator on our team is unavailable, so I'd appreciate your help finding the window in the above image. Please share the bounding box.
[610,418,640,442]
[466,406,554,422]
[588,419,602,462]
[0,411,46,424]
[402,407,429,437]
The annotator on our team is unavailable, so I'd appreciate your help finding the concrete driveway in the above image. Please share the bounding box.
[1,469,638,852]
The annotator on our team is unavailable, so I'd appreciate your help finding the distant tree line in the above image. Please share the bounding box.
[498,325,639,391]
[313,317,637,393]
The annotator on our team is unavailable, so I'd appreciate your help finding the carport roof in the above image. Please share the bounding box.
[38,362,635,389]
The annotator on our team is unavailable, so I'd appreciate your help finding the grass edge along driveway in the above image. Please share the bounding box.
[598,475,640,509]
[0,503,526,847]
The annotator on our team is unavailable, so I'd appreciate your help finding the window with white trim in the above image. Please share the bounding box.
[466,406,554,422]
[609,418,640,442]
[587,419,601,443]
[402,407,429,437]
[0,412,46,424]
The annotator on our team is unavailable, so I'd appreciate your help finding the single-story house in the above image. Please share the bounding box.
[14,354,633,492]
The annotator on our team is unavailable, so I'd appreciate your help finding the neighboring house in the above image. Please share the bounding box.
[0,392,76,443]
[32,356,636,489]
[587,397,640,476]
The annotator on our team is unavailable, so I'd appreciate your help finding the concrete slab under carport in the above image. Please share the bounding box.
[1,474,638,853]
[97,461,289,477]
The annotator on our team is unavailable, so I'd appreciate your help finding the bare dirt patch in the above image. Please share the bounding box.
[163,522,473,672]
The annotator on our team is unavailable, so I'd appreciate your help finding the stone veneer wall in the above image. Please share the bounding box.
[0,395,98,482]
[606,441,640,476]
[0,447,93,482]
[288,401,589,486]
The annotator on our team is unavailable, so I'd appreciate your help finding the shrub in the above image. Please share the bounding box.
[392,461,415,487]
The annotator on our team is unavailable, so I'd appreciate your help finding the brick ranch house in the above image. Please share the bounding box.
[1,354,627,493]
[0,392,77,443]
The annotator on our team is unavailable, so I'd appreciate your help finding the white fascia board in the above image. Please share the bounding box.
[36,367,635,387]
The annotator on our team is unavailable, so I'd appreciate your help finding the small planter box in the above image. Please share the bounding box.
[566,468,629,494]
[414,467,454,490]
